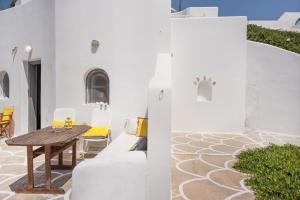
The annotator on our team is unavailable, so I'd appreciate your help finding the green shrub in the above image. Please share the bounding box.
[233,144,300,200]
[247,24,300,54]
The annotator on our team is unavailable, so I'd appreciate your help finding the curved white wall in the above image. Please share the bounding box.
[246,41,300,135]
[0,0,55,135]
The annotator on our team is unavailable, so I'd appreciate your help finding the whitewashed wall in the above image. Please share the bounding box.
[246,41,300,135]
[148,54,172,200]
[0,0,55,136]
[172,7,218,18]
[171,16,247,133]
[249,12,300,32]
[55,0,170,139]
[16,0,32,5]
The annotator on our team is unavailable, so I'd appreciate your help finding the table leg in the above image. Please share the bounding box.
[58,152,63,166]
[27,146,34,189]
[44,145,51,189]
[15,145,65,194]
[72,141,77,168]
[77,136,84,159]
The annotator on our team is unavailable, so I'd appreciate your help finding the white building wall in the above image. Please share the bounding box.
[0,0,55,136]
[249,12,300,32]
[16,0,32,5]
[55,0,170,138]
[246,41,300,135]
[172,7,218,18]
[148,54,171,200]
[171,17,247,133]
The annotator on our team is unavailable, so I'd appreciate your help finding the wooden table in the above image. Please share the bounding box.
[5,125,90,194]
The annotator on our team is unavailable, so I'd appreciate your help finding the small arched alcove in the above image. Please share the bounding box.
[0,71,9,99]
[197,80,212,102]
[193,76,216,102]
[85,68,109,104]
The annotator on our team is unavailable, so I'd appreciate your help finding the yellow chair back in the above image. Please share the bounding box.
[136,117,148,137]
[2,107,14,121]
[52,120,77,127]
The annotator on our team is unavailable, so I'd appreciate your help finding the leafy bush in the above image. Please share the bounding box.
[247,24,300,54]
[234,144,300,200]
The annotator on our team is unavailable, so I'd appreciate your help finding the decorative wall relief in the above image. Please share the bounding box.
[193,76,216,102]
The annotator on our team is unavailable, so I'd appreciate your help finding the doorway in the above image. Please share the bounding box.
[28,62,41,131]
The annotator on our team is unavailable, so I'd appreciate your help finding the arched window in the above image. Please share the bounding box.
[86,69,109,104]
[0,71,9,99]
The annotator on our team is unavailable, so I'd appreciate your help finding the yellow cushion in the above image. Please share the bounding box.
[136,117,148,137]
[2,107,14,121]
[82,126,111,137]
[52,120,77,127]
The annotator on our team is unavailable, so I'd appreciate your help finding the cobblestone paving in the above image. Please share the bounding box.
[1,130,300,200]
[0,138,74,200]
[171,130,300,200]
[0,139,104,200]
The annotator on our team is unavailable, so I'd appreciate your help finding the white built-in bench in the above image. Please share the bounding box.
[72,132,147,200]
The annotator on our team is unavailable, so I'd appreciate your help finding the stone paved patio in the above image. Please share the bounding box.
[1,130,300,200]
[0,139,73,200]
[171,130,300,200]
[0,139,103,200]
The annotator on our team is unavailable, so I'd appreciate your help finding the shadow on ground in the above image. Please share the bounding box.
[9,163,73,192]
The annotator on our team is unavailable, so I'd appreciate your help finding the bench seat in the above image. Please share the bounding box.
[72,132,147,200]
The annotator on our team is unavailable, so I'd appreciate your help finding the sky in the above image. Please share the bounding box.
[1,0,300,20]
[0,0,11,10]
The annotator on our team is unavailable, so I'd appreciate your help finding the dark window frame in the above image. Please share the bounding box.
[85,69,109,104]
[0,71,9,98]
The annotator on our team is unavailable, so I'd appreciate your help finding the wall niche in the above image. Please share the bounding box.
[193,76,216,102]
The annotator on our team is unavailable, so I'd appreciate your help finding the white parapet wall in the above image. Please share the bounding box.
[72,134,147,200]
[148,53,172,200]
[172,7,218,18]
[171,16,247,133]
[72,54,172,200]
[249,12,300,32]
[246,41,300,135]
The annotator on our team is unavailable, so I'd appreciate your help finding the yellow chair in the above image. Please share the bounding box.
[82,126,111,137]
[0,107,14,138]
[136,117,148,137]
[52,120,77,127]
[52,108,77,128]
[81,107,112,152]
